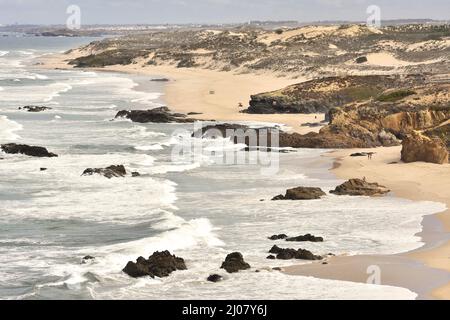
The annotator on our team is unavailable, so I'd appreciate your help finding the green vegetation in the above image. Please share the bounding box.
[376,89,416,102]
[341,86,382,101]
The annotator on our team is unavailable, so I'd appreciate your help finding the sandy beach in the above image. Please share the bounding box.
[38,52,450,299]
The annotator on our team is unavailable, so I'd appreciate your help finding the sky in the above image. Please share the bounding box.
[0,0,449,25]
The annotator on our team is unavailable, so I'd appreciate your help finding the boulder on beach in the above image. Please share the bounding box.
[330,179,390,196]
[401,131,448,164]
[1,143,58,158]
[220,252,251,273]
[272,187,326,201]
[82,165,127,179]
[269,245,322,261]
[123,251,187,278]
[115,107,196,123]
[207,274,223,283]
[355,56,368,64]
[286,234,324,242]
[18,105,52,112]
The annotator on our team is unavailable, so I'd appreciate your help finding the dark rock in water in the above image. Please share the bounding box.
[268,234,288,240]
[207,274,223,283]
[150,78,170,82]
[330,179,390,196]
[82,165,126,179]
[1,143,58,158]
[187,112,203,115]
[220,252,251,273]
[286,234,324,242]
[40,168,48,171]
[356,56,368,64]
[82,255,95,264]
[131,172,141,177]
[272,187,326,200]
[272,267,282,271]
[19,105,52,112]
[350,152,368,157]
[269,245,322,260]
[123,251,187,278]
[115,107,196,123]
[271,194,285,201]
[266,255,276,260]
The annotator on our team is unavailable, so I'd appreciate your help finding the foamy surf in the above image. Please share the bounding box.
[0,116,23,142]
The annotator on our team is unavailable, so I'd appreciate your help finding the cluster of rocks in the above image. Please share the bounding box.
[18,105,52,112]
[0,143,58,158]
[115,107,197,123]
[272,179,390,200]
[268,245,322,261]
[269,233,324,242]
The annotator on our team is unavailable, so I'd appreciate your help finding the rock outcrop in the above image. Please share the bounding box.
[269,245,322,261]
[286,234,324,242]
[244,75,425,114]
[272,187,326,200]
[82,165,127,179]
[1,143,58,158]
[115,107,196,123]
[401,130,449,164]
[330,179,390,196]
[123,251,187,278]
[220,252,251,273]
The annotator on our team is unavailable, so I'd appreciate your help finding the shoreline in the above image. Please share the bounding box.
[36,52,450,299]
[285,147,450,300]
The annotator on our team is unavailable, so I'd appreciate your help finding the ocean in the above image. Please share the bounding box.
[0,34,446,300]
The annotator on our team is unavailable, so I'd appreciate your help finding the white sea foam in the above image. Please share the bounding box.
[0,116,23,142]
[0,50,8,57]
[134,144,164,151]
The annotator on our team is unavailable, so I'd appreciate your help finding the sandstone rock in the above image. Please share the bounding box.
[123,251,187,278]
[401,131,448,164]
[115,107,196,123]
[1,143,58,158]
[82,165,127,179]
[272,187,326,200]
[330,179,390,196]
[220,252,251,273]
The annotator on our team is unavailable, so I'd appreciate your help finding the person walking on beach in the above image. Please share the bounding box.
[367,152,375,160]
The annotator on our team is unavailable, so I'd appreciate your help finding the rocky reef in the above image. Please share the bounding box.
[269,245,322,260]
[123,251,187,278]
[1,143,58,158]
[18,106,52,112]
[115,107,196,123]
